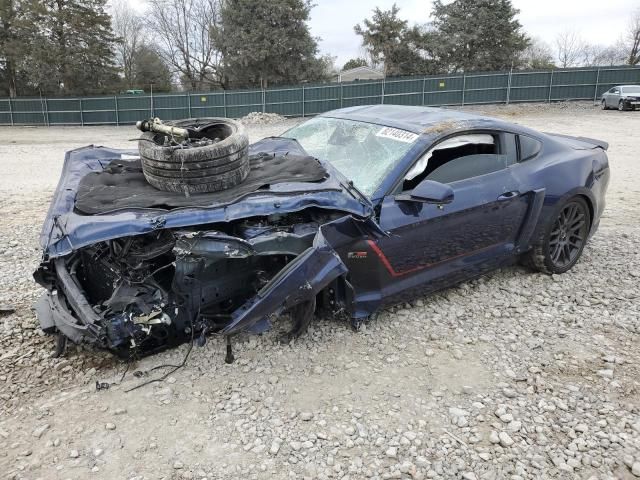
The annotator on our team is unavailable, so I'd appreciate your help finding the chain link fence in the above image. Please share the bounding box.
[1,66,639,126]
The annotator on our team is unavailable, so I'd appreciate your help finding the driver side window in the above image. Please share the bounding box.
[401,132,514,191]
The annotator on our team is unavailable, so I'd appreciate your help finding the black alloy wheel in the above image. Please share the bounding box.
[547,200,590,271]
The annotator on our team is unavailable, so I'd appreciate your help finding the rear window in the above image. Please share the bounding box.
[518,135,542,162]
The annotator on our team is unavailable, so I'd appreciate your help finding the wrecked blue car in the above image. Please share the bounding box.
[34,105,609,359]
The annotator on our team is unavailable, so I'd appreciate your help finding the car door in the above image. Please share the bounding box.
[370,131,533,303]
[607,87,620,108]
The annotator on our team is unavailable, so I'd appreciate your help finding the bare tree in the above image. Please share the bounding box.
[519,37,555,69]
[555,30,585,68]
[145,0,222,90]
[111,0,144,88]
[623,9,640,65]
[583,44,624,67]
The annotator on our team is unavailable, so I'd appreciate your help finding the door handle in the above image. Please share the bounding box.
[497,191,519,201]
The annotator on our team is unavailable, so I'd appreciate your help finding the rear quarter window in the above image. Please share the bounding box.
[518,135,542,162]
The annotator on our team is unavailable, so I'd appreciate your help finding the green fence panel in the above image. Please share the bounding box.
[46,98,80,124]
[386,92,424,106]
[302,84,341,115]
[550,69,598,100]
[116,95,151,124]
[383,78,423,106]
[223,90,263,118]
[422,76,463,105]
[465,72,509,90]
[509,71,550,102]
[265,87,303,116]
[150,93,189,120]
[384,78,423,95]
[342,80,383,105]
[510,71,551,88]
[0,99,11,124]
[550,84,597,101]
[1,66,639,126]
[80,97,118,124]
[189,92,226,118]
[423,91,463,106]
[598,67,640,84]
[10,98,46,124]
[509,86,550,102]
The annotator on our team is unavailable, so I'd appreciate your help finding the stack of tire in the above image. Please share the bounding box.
[138,118,250,194]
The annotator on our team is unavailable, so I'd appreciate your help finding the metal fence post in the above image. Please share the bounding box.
[301,85,305,117]
[79,98,84,126]
[223,90,227,117]
[39,92,47,125]
[548,69,554,103]
[461,74,466,106]
[593,68,601,104]
[340,83,343,108]
[114,96,119,126]
[505,68,513,105]
[421,77,426,105]
[187,93,192,117]
[381,77,386,105]
[262,89,266,113]
[150,84,154,117]
[8,97,14,126]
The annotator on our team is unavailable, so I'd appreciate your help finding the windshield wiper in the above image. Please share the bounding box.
[341,179,372,210]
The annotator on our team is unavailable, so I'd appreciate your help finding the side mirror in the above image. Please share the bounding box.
[397,179,454,204]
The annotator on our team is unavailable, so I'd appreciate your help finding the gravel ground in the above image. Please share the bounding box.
[0,103,639,480]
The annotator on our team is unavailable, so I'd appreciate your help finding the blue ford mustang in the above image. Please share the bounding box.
[34,105,610,359]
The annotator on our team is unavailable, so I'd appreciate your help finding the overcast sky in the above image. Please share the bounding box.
[127,0,638,67]
[309,0,638,67]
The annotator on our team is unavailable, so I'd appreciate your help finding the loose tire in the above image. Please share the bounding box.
[138,118,249,194]
[524,197,591,274]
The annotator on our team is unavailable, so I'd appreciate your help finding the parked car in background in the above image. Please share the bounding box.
[601,85,640,111]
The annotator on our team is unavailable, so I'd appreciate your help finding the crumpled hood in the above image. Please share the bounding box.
[40,137,372,258]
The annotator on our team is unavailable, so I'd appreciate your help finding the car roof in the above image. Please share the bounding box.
[319,105,491,134]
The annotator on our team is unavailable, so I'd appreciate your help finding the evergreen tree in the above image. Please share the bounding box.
[354,5,426,76]
[26,0,118,94]
[132,46,173,92]
[428,0,530,72]
[342,58,368,71]
[212,0,326,88]
[0,0,44,97]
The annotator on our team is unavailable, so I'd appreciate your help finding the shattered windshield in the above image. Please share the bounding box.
[284,117,419,196]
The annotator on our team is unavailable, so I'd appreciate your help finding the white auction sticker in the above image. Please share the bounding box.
[375,126,419,143]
